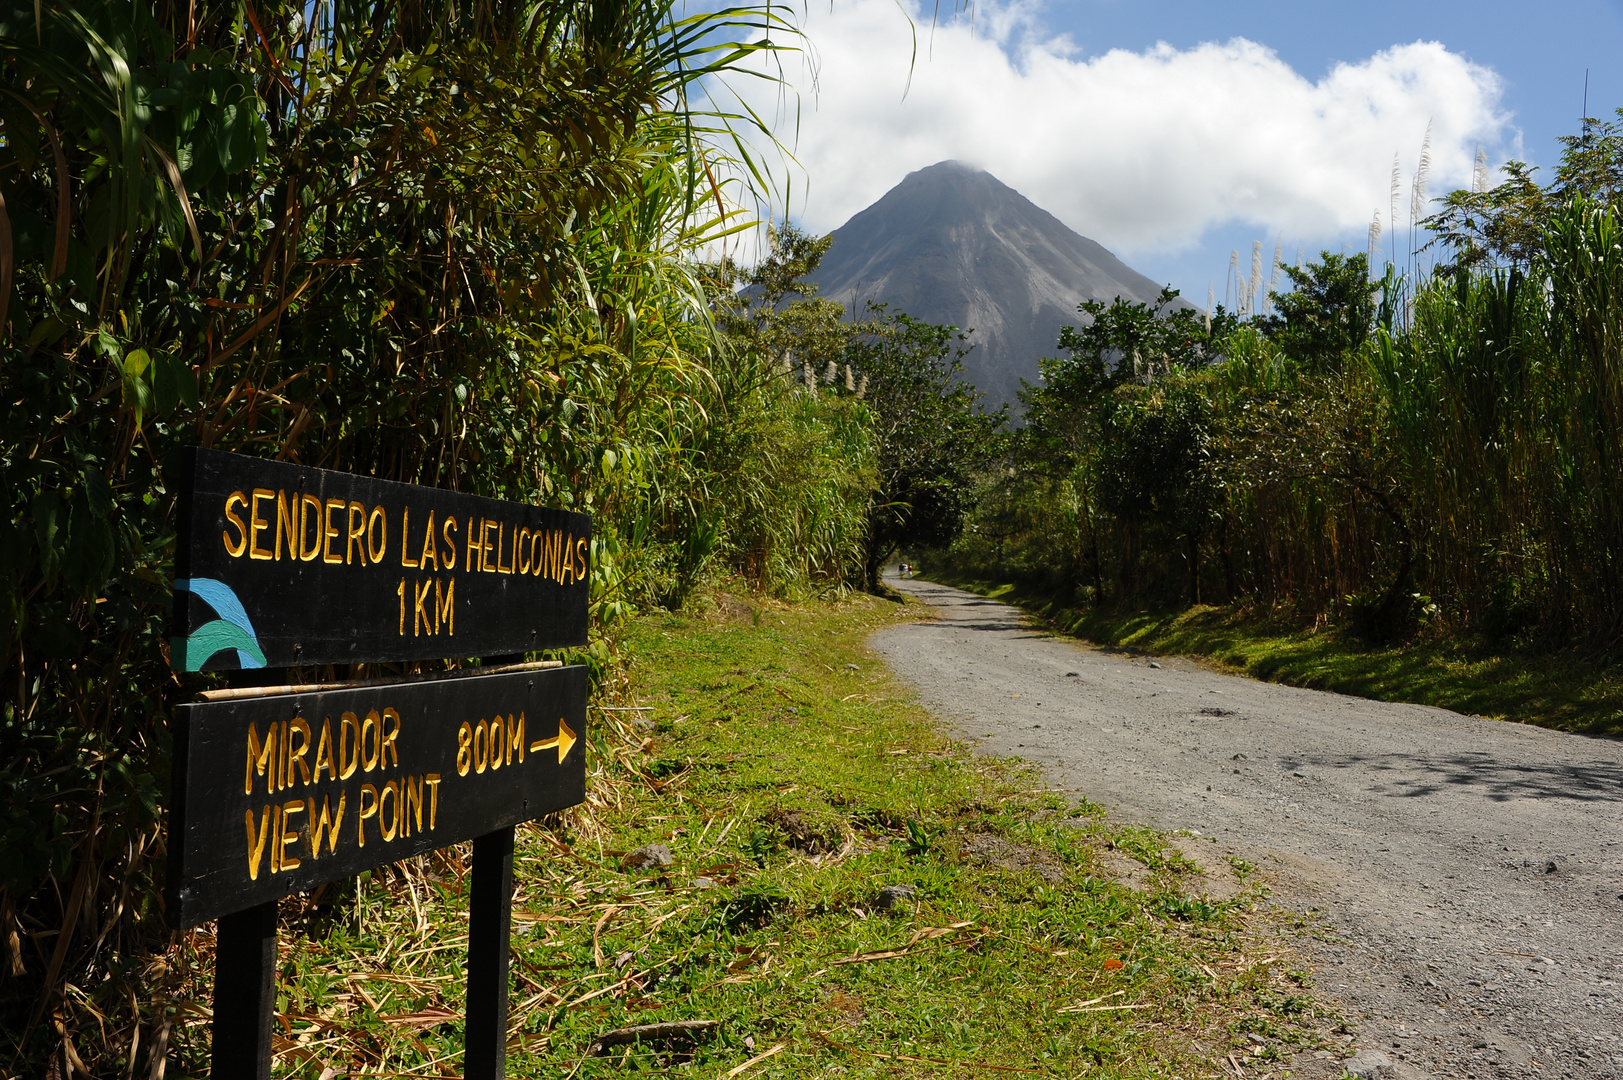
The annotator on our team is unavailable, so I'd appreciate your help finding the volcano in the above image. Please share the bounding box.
[806,160,1182,409]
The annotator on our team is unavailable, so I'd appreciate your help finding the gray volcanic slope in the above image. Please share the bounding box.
[806,160,1180,409]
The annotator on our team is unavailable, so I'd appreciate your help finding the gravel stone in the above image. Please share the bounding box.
[621,843,673,871]
[874,883,917,910]
[1342,1049,1395,1077]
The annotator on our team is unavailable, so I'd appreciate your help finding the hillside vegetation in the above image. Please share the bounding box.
[0,2,1001,1072]
[940,115,1623,685]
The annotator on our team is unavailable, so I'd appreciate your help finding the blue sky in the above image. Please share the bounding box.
[729,0,1623,310]
[1051,0,1623,299]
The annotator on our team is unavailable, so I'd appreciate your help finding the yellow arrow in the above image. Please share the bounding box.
[529,717,578,764]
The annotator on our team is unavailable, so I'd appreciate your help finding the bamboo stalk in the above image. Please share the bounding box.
[197,660,563,701]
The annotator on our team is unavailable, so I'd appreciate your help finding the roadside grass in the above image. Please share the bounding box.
[173,590,1346,1078]
[925,570,1623,738]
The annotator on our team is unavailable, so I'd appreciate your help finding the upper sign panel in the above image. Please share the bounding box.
[170,448,590,671]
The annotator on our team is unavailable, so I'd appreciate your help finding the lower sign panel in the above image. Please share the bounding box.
[167,666,587,927]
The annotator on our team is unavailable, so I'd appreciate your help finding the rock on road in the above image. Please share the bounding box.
[874,576,1623,1079]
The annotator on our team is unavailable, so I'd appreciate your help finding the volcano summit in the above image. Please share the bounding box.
[806,161,1182,409]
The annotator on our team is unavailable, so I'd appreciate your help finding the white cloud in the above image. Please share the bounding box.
[722,0,1514,256]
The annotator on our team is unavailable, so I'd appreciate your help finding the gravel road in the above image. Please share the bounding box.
[873,576,1623,1079]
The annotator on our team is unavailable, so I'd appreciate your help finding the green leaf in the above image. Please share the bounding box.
[80,466,114,517]
[28,317,67,345]
[0,516,29,577]
[123,347,150,377]
[151,348,198,413]
[32,490,64,582]
[218,102,240,171]
[63,485,115,596]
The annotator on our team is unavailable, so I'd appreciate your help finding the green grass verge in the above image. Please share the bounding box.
[925,568,1623,738]
[182,590,1353,1078]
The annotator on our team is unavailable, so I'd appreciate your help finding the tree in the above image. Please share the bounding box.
[1043,287,1222,401]
[846,311,1005,589]
[1263,253,1375,374]
[1020,287,1226,601]
[702,224,877,597]
[1096,381,1218,602]
[1423,108,1623,271]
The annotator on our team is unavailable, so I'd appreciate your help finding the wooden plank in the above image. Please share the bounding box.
[169,447,590,670]
[166,666,587,927]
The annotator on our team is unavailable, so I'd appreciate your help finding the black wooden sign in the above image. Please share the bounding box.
[167,665,587,927]
[169,447,590,671]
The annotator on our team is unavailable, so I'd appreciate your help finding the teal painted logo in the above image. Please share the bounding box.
[172,578,267,671]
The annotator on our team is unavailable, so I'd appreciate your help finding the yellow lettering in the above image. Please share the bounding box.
[280,720,291,790]
[381,707,400,769]
[442,516,458,570]
[481,519,496,572]
[436,578,454,636]
[361,709,380,772]
[309,791,345,857]
[288,717,312,787]
[488,714,504,771]
[347,502,368,565]
[425,774,441,830]
[222,492,248,558]
[516,527,531,575]
[323,499,345,564]
[280,800,304,870]
[244,805,271,880]
[270,803,282,874]
[509,712,525,764]
[339,712,360,779]
[276,491,299,561]
[245,722,276,795]
[457,722,472,776]
[529,528,543,577]
[404,775,423,837]
[357,784,378,847]
[576,537,590,583]
[300,493,323,561]
[312,717,335,782]
[379,781,399,841]
[547,531,561,581]
[414,579,432,637]
[249,489,274,560]
[400,507,419,568]
[497,521,512,574]
[397,578,406,636]
[367,506,387,564]
[419,510,438,570]
[473,719,488,774]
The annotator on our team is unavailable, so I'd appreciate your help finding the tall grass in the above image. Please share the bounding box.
[947,194,1623,653]
[0,0,887,1073]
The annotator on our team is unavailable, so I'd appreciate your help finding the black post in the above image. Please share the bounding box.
[211,900,277,1080]
[465,825,516,1080]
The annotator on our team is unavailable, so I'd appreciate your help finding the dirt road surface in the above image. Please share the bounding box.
[874,576,1623,1079]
